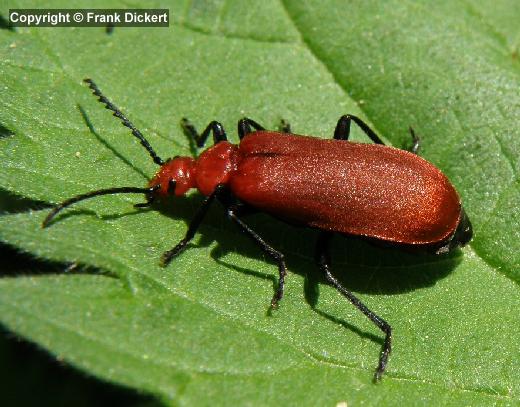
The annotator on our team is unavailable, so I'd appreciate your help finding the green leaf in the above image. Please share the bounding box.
[1,1,519,405]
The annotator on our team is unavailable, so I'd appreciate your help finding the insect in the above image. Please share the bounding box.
[43,78,473,381]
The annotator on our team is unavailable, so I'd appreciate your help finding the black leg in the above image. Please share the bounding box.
[181,118,228,148]
[315,232,392,381]
[238,117,266,139]
[160,185,223,266]
[408,127,420,154]
[225,205,287,308]
[334,114,385,144]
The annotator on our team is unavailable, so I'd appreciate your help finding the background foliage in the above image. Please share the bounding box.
[0,0,519,405]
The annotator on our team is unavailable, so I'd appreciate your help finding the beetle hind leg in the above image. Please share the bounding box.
[315,232,392,381]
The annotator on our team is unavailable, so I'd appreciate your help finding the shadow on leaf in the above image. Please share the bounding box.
[0,241,117,280]
[0,189,52,214]
[77,104,149,181]
[0,123,14,138]
[152,194,461,298]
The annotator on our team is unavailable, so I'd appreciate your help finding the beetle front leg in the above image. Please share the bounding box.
[181,118,228,147]
[225,204,287,308]
[161,185,224,266]
[315,231,392,381]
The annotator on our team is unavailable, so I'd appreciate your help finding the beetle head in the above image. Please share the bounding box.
[149,156,197,197]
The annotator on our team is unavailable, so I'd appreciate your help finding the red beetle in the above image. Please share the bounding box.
[43,79,473,381]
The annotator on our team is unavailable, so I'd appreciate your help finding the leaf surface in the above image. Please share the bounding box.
[1,1,519,405]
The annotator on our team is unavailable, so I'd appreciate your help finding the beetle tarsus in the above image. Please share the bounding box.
[134,192,157,208]
[161,240,188,266]
[374,324,392,382]
[270,267,287,309]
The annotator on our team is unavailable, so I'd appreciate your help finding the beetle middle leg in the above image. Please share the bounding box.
[335,114,421,155]
[181,118,228,147]
[315,231,392,381]
[161,185,225,266]
[334,114,385,144]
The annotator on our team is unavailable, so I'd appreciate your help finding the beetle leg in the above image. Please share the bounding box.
[315,231,392,381]
[160,185,224,266]
[181,118,228,147]
[225,204,287,308]
[334,114,385,144]
[238,117,266,139]
[408,127,420,154]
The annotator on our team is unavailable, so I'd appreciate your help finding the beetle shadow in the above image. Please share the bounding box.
[0,237,119,280]
[153,195,461,297]
[77,104,150,181]
[45,189,462,301]
[200,210,461,345]
[155,202,461,348]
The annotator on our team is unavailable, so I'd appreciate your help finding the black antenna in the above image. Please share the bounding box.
[42,186,159,228]
[83,78,164,166]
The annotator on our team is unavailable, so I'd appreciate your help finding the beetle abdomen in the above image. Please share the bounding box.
[230,132,461,246]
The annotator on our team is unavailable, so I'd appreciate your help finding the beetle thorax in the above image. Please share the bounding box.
[194,141,238,196]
